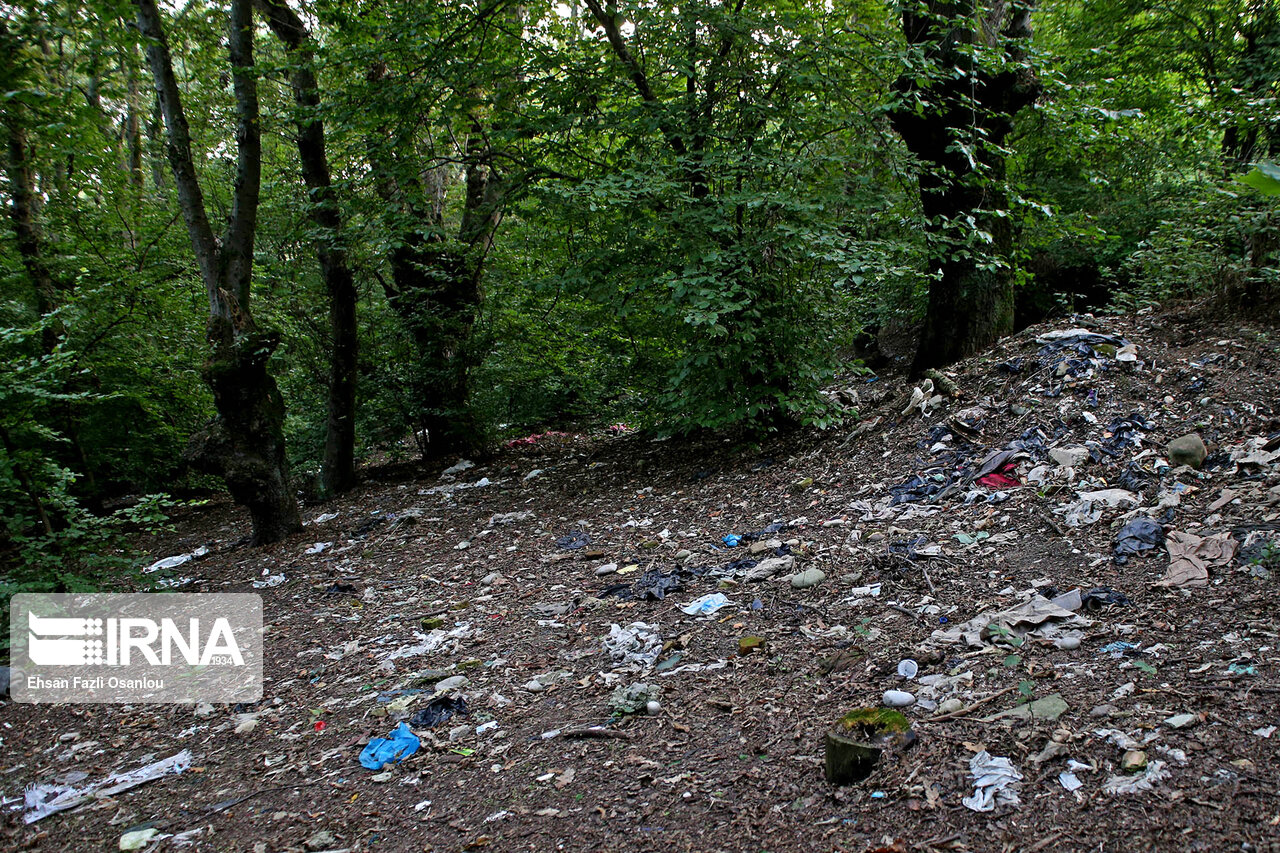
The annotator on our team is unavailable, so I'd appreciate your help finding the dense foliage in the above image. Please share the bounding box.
[1,0,1277,581]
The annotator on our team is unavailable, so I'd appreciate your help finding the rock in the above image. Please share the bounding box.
[938,698,964,715]
[1121,750,1148,772]
[789,568,826,589]
[1167,433,1207,468]
[434,675,470,692]
[882,690,916,708]
[1164,712,1197,729]
[119,829,159,850]
[1054,636,1082,651]
[594,563,618,576]
[749,538,782,555]
[480,572,504,586]
[305,830,337,851]
[745,554,794,582]
[1049,445,1089,468]
[1090,703,1117,717]
[981,692,1069,722]
[646,700,661,715]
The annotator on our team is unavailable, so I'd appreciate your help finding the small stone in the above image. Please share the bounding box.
[674,549,693,563]
[645,700,661,715]
[1167,433,1207,469]
[434,675,470,692]
[1049,445,1089,468]
[480,572,504,586]
[305,830,337,851]
[1164,713,1197,729]
[1054,636,1081,651]
[937,698,964,715]
[744,554,794,582]
[882,690,915,708]
[119,829,159,851]
[234,718,258,735]
[789,568,826,589]
[1090,703,1117,717]
[594,563,618,576]
[749,538,782,555]
[1121,750,1147,772]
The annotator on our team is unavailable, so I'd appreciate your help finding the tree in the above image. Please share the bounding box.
[256,0,359,495]
[135,0,301,544]
[890,0,1041,372]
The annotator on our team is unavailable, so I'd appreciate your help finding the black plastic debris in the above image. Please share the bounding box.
[409,696,468,729]
[1115,463,1148,494]
[635,569,682,601]
[1114,517,1165,564]
[1082,586,1132,611]
[556,530,592,550]
[1103,413,1153,453]
[599,582,635,600]
[996,358,1024,374]
[889,472,957,505]
[324,582,358,595]
[742,521,787,541]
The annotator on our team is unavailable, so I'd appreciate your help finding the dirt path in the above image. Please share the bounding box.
[5,311,1280,852]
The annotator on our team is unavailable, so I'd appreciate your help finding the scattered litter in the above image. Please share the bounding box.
[143,546,209,574]
[634,569,682,600]
[603,622,662,667]
[1102,760,1168,795]
[489,510,534,525]
[933,595,1091,648]
[253,572,286,589]
[609,682,660,714]
[882,690,915,708]
[304,541,332,555]
[441,459,475,478]
[1113,517,1164,565]
[896,659,919,679]
[119,828,162,850]
[680,593,732,616]
[1058,771,1084,792]
[409,696,468,729]
[1159,531,1238,588]
[556,531,592,550]
[962,751,1023,812]
[359,722,420,770]
[23,749,193,823]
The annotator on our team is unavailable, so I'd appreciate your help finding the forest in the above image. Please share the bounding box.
[2,0,1278,588]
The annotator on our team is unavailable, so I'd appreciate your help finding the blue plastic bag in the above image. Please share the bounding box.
[359,722,420,770]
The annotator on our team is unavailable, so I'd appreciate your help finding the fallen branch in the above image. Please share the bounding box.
[561,727,634,740]
[924,684,1021,722]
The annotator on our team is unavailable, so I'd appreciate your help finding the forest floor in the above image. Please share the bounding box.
[6,308,1280,853]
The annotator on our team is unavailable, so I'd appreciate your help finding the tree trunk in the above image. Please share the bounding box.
[0,22,64,352]
[137,0,301,545]
[889,0,1040,374]
[364,69,499,458]
[257,0,358,495]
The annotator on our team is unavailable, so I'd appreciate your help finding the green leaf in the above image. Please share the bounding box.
[1239,163,1280,196]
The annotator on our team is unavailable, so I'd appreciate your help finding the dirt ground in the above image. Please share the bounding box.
[5,310,1280,853]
